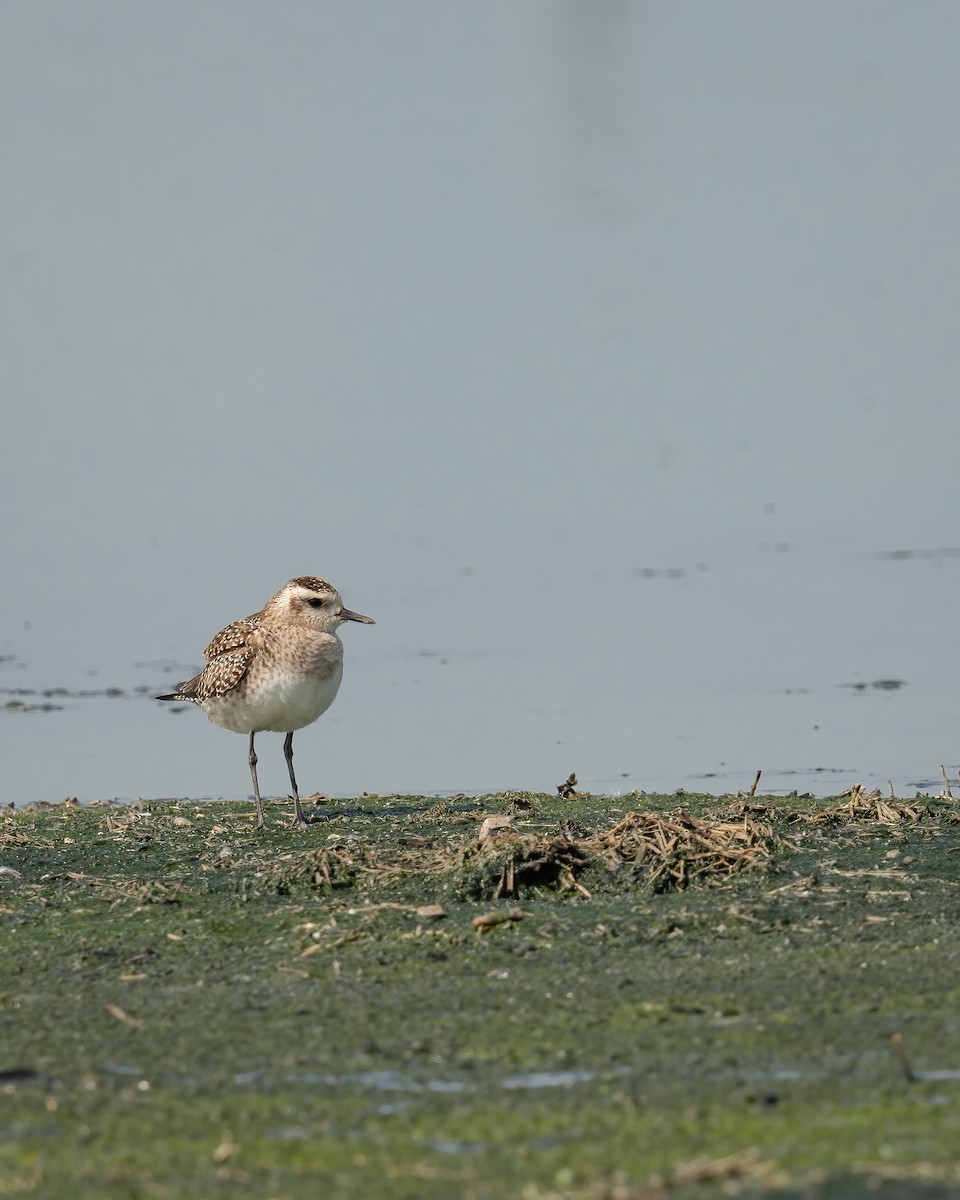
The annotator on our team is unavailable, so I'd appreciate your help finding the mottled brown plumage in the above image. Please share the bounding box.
[158,577,374,829]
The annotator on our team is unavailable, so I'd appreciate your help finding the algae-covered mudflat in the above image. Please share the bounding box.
[3,789,960,1198]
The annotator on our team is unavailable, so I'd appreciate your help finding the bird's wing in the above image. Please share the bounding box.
[167,616,268,701]
[157,618,271,703]
[189,651,254,700]
[203,616,269,662]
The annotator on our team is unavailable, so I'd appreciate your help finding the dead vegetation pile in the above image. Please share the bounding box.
[583,810,774,893]
[809,785,934,825]
[232,809,777,900]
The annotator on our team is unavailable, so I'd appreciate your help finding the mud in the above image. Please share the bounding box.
[2,790,959,1198]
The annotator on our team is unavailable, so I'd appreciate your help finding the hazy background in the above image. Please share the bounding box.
[2,2,959,805]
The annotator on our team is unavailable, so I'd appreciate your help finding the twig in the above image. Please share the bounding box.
[672,1146,760,1185]
[890,1033,915,1082]
[941,765,953,798]
[105,1003,144,1030]
[473,907,525,933]
[493,855,516,900]
[562,868,592,898]
[299,929,362,957]
[748,770,762,798]
[888,780,895,800]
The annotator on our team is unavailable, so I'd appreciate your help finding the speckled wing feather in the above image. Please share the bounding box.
[202,615,269,662]
[159,616,270,703]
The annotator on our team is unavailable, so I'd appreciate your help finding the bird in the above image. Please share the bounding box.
[157,576,374,829]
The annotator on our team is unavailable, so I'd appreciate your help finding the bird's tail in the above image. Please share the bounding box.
[156,676,200,702]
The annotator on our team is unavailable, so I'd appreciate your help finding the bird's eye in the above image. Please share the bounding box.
[307,597,325,609]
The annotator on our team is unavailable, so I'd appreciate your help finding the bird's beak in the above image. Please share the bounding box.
[341,608,375,625]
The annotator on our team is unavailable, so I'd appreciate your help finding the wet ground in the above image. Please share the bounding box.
[3,788,960,1198]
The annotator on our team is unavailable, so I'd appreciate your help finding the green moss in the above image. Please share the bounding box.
[2,792,959,1197]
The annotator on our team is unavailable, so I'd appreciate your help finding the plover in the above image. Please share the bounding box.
[157,577,374,829]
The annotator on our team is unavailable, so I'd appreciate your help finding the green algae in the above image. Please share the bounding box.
[2,790,960,1198]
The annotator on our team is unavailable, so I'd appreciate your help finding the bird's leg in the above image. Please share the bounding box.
[284,731,308,829]
[248,732,266,831]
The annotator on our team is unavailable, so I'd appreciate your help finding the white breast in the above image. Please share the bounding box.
[203,659,344,734]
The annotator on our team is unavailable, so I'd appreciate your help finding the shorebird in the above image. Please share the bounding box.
[157,576,374,829]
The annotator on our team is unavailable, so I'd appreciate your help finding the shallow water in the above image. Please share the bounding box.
[2,546,956,804]
[2,4,960,804]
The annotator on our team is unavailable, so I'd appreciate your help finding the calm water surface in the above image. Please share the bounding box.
[2,4,959,804]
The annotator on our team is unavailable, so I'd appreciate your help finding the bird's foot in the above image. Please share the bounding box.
[289,795,311,830]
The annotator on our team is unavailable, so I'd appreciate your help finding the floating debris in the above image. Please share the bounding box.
[843,679,906,692]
